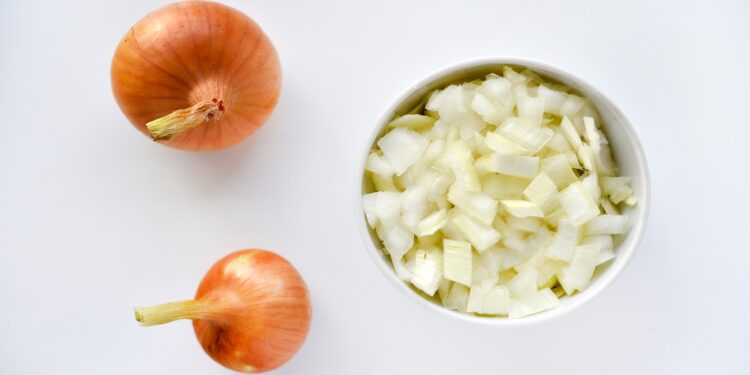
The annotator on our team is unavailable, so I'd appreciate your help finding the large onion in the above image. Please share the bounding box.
[135,249,312,373]
[111,1,281,151]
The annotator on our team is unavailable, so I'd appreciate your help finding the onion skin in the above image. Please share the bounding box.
[111,1,281,151]
[134,250,312,373]
[194,250,312,372]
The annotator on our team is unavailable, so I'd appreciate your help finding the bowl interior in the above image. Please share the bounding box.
[358,59,649,325]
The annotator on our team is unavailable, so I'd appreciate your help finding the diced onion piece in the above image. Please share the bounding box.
[581,172,601,203]
[560,182,600,226]
[537,85,568,115]
[391,252,413,281]
[377,128,429,175]
[468,284,510,315]
[401,186,428,233]
[471,93,504,125]
[603,177,633,204]
[411,249,443,296]
[398,140,446,188]
[443,239,472,286]
[624,195,637,206]
[577,144,595,171]
[584,214,628,235]
[498,117,553,152]
[508,288,560,318]
[447,185,498,225]
[416,209,447,237]
[447,141,482,192]
[362,193,378,227]
[546,128,572,153]
[601,176,631,194]
[476,247,504,275]
[600,197,620,215]
[507,216,542,233]
[480,174,529,200]
[500,200,544,218]
[541,154,577,189]
[451,212,501,252]
[366,152,394,178]
[517,95,545,128]
[443,283,470,312]
[382,225,413,260]
[583,235,615,265]
[583,117,601,147]
[558,94,585,117]
[609,185,632,204]
[558,244,601,294]
[525,226,553,253]
[485,153,539,178]
[388,114,436,130]
[523,172,559,212]
[418,169,454,199]
[363,191,402,229]
[582,235,614,250]
[485,132,530,155]
[583,117,618,176]
[560,116,583,150]
[473,77,515,124]
[545,219,581,262]
[507,268,539,299]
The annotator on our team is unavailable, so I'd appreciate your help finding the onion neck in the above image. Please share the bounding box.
[134,299,227,327]
[146,99,225,141]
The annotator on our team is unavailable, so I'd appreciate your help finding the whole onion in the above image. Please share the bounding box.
[111,1,281,151]
[135,249,312,373]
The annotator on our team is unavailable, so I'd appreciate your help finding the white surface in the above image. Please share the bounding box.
[0,0,747,373]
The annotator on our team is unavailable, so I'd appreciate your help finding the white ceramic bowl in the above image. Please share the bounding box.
[355,57,650,326]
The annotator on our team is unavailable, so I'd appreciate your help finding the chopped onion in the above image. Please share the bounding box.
[447,185,498,225]
[498,117,554,152]
[377,128,429,175]
[363,66,637,318]
[451,212,502,252]
[500,200,545,218]
[443,239,472,286]
[558,244,601,294]
[485,132,531,155]
[559,182,600,226]
[584,214,629,235]
[411,249,443,296]
[387,114,436,130]
[545,219,581,262]
[416,209,447,237]
[523,172,559,212]
[484,153,539,178]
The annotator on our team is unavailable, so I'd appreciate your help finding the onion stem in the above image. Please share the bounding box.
[134,299,220,326]
[146,100,224,141]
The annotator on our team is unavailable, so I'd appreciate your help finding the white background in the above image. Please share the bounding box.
[1,0,748,373]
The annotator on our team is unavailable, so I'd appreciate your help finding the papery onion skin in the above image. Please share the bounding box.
[193,249,312,373]
[111,1,281,151]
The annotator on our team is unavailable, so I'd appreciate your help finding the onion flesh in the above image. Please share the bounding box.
[363,66,638,318]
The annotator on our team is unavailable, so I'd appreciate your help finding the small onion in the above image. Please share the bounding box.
[111,1,281,151]
[135,249,312,373]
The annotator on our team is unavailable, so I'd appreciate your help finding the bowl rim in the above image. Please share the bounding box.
[353,56,651,327]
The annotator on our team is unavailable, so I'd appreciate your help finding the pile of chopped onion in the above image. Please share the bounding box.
[363,66,637,318]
